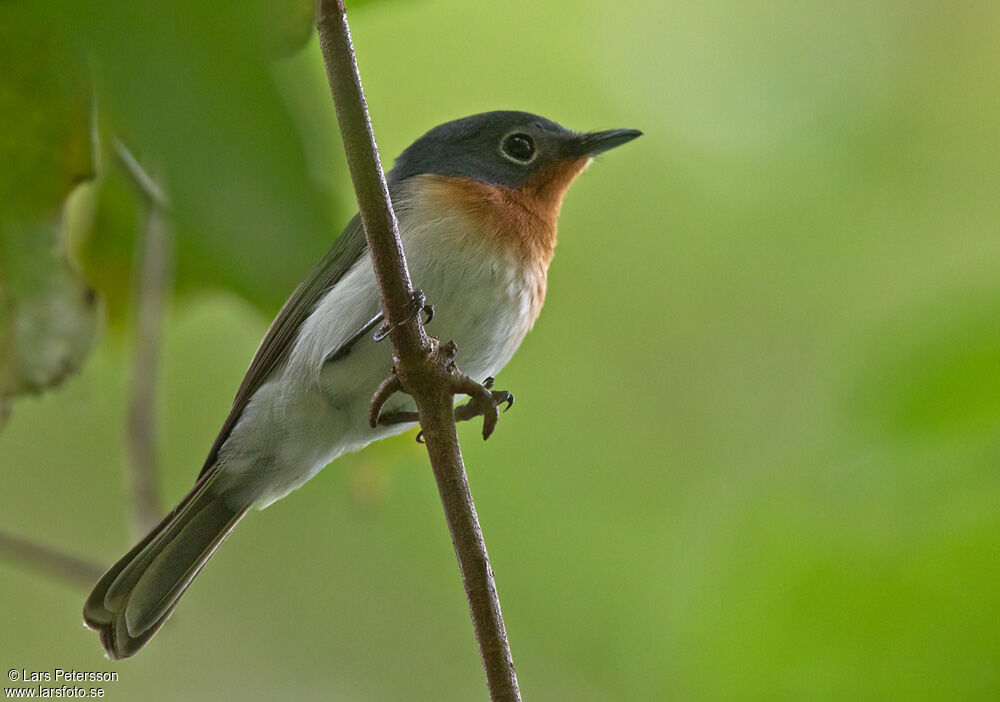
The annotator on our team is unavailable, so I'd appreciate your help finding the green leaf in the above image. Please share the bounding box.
[56,0,351,313]
[259,0,317,57]
[0,8,99,405]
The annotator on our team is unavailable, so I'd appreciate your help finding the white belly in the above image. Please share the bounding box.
[215,210,543,507]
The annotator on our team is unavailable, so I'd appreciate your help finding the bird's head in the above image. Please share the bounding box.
[389,111,641,264]
[390,110,641,190]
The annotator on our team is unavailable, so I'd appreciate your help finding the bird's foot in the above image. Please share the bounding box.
[368,341,514,443]
[410,379,512,443]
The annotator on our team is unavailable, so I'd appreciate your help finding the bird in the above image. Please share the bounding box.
[83,110,641,659]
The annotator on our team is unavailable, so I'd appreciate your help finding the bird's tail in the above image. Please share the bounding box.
[83,471,249,659]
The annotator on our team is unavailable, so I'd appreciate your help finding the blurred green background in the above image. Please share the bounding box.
[3,0,1000,699]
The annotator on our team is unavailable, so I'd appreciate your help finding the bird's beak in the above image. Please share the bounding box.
[567,128,643,157]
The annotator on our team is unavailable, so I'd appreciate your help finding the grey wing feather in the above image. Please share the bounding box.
[198,214,369,478]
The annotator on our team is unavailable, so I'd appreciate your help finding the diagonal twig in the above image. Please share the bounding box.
[314,2,521,699]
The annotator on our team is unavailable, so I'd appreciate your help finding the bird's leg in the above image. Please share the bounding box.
[373,289,432,342]
[324,312,383,363]
[325,290,432,364]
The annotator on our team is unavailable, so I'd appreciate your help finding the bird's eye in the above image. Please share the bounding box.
[500,133,536,164]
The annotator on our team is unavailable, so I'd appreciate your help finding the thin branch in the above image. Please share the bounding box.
[314,3,521,700]
[0,529,104,588]
[115,139,171,535]
[314,3,426,354]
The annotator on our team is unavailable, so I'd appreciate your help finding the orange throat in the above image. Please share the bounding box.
[414,157,592,270]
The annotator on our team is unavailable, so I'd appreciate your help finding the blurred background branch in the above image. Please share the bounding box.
[0,530,103,589]
[116,139,170,535]
[0,140,171,584]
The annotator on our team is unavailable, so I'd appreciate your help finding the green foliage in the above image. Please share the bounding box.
[1,0,353,412]
[55,0,348,312]
[855,303,1000,438]
[0,9,98,408]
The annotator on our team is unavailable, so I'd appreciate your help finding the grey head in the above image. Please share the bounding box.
[387,110,642,189]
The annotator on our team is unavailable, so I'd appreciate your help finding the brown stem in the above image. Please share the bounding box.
[115,139,170,535]
[314,2,521,699]
[0,529,104,588]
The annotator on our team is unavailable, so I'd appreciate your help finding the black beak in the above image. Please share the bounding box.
[568,128,643,157]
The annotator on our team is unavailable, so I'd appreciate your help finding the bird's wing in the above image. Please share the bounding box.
[198,214,369,478]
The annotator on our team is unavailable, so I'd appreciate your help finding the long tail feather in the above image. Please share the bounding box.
[83,473,249,659]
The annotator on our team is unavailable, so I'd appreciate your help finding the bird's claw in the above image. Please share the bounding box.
[479,378,513,410]
[497,390,515,412]
[452,377,515,440]
[368,374,403,428]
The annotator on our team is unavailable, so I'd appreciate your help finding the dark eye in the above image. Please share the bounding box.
[501,133,536,163]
